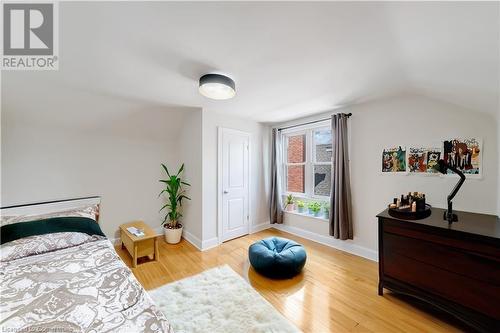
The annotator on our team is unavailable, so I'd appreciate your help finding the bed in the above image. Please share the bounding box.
[0,197,173,333]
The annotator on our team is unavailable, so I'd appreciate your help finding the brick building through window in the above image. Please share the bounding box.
[287,134,306,192]
[283,123,332,198]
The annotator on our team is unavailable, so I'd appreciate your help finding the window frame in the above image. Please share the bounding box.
[281,120,332,200]
[283,129,308,196]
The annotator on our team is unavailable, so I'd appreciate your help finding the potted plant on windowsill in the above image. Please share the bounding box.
[323,202,330,219]
[159,163,191,244]
[284,194,295,211]
[308,201,322,217]
[296,200,306,213]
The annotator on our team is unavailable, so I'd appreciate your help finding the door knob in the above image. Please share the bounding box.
[223,190,229,194]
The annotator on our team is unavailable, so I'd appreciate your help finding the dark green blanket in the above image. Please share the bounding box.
[1,216,105,245]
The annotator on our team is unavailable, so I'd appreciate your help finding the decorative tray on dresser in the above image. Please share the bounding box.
[377,208,500,333]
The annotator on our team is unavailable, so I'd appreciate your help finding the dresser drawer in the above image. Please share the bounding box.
[383,231,500,285]
[383,219,500,259]
[384,250,500,319]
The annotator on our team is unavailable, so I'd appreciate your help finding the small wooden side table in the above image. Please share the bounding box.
[119,221,159,268]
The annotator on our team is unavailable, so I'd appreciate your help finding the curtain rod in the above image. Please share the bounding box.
[277,113,351,131]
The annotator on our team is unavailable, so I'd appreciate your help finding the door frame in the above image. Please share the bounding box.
[217,127,251,244]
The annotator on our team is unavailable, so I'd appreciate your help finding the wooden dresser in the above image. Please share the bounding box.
[377,208,500,333]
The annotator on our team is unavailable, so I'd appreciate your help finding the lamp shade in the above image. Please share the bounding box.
[199,74,236,100]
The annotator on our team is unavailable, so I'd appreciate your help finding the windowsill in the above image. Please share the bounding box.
[284,210,329,222]
[284,193,330,201]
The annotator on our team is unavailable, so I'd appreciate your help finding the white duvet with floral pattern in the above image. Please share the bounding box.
[0,232,173,333]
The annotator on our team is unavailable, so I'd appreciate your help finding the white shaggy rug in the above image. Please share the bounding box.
[149,265,300,333]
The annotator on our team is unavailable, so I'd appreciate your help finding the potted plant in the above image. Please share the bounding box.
[296,200,306,213]
[322,202,330,219]
[308,201,322,217]
[159,163,191,244]
[284,194,295,211]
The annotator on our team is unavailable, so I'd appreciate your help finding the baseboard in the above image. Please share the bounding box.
[250,221,272,233]
[110,226,210,252]
[201,237,219,251]
[182,230,219,252]
[182,229,203,250]
[200,222,270,249]
[272,224,378,262]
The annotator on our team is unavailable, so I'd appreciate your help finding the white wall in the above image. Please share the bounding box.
[179,110,203,242]
[1,96,200,238]
[276,212,377,260]
[2,106,269,246]
[276,94,499,253]
[201,110,270,246]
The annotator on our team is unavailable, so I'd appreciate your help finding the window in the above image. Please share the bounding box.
[313,129,332,196]
[282,122,332,198]
[285,133,306,193]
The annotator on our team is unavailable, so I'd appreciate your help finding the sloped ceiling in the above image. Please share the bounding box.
[2,2,499,124]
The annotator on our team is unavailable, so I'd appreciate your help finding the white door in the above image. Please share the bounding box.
[220,128,250,242]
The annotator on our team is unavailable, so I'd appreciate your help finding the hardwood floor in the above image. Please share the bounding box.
[115,228,467,333]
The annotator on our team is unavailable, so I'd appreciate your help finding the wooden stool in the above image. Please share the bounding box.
[119,221,159,268]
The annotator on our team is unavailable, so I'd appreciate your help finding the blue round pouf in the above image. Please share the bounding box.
[249,237,307,279]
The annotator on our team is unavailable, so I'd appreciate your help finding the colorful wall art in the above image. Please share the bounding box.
[382,146,406,173]
[382,139,482,177]
[425,150,441,173]
[408,148,426,173]
[408,147,441,173]
[443,138,482,176]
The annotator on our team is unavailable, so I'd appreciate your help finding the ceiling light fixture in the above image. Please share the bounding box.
[199,74,236,100]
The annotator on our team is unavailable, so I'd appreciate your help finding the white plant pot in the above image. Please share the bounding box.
[164,225,183,244]
[285,204,295,212]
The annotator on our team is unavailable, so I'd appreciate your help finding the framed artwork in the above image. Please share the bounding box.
[408,148,426,173]
[443,138,482,178]
[381,139,483,179]
[408,147,441,174]
[425,149,442,173]
[382,146,406,173]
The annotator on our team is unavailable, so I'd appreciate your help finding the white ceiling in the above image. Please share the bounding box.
[2,1,499,124]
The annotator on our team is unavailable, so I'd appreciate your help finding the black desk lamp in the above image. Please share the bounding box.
[434,159,466,224]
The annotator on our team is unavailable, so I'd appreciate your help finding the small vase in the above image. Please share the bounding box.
[164,224,183,244]
[324,210,330,219]
[308,208,314,215]
[286,204,295,212]
[313,211,321,217]
[298,207,305,213]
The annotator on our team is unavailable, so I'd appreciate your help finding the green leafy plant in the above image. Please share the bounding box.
[285,194,294,207]
[159,163,191,229]
[322,201,330,218]
[296,200,305,208]
[308,201,322,213]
